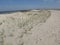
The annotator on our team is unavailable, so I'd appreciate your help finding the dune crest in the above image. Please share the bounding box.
[0,10,60,45]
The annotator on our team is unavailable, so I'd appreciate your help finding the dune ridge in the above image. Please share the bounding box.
[0,10,60,45]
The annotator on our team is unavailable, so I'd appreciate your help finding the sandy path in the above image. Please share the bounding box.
[22,10,60,45]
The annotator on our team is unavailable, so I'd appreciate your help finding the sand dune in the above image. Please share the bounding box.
[0,10,60,45]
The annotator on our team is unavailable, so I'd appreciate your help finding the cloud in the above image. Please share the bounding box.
[43,0,59,2]
[44,0,48,1]
[56,0,60,3]
[42,0,53,2]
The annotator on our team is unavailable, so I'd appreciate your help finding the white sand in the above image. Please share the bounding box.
[0,10,60,45]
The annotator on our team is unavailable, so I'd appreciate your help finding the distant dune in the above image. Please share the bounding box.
[0,10,60,45]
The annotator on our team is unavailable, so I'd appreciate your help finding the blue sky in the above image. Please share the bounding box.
[0,0,60,11]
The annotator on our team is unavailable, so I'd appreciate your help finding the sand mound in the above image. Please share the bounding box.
[0,10,60,45]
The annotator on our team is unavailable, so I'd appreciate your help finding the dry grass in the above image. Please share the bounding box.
[0,10,51,45]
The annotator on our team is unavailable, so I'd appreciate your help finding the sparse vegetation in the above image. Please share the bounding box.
[0,29,4,45]
[0,10,51,45]
[0,22,2,25]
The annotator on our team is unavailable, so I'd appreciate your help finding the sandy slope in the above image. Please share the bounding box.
[0,10,60,45]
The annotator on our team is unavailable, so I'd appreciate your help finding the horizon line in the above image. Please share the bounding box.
[0,8,60,14]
